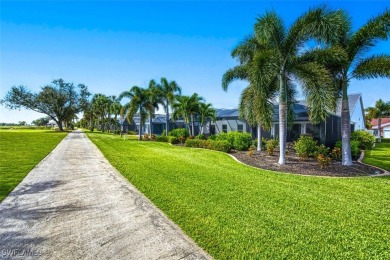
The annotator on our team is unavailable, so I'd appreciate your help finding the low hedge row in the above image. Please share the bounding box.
[184,139,232,153]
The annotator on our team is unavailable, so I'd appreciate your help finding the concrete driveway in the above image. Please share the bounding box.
[0,131,211,260]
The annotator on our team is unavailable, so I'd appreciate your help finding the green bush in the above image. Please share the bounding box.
[351,130,375,150]
[184,139,232,153]
[156,136,168,142]
[168,136,179,144]
[128,130,136,135]
[294,135,318,159]
[169,128,189,138]
[216,131,252,151]
[195,134,207,140]
[316,144,330,156]
[208,134,217,140]
[252,138,267,149]
[335,140,360,158]
[380,138,390,143]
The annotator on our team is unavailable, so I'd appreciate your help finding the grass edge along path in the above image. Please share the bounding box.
[87,132,390,259]
[0,130,68,201]
[363,143,390,171]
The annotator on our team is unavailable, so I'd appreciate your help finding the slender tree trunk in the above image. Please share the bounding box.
[139,122,142,140]
[257,122,262,151]
[341,83,353,166]
[90,113,93,130]
[166,101,169,136]
[101,115,105,132]
[378,117,382,143]
[278,73,287,165]
[149,114,153,135]
[191,114,195,136]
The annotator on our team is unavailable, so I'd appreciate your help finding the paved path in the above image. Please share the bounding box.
[0,131,211,260]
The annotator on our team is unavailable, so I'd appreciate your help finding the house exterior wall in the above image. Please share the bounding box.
[350,96,366,130]
[211,118,250,134]
[383,125,390,138]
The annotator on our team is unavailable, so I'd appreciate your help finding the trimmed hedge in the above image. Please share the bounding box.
[156,136,168,142]
[184,139,232,153]
[351,130,374,150]
[380,138,390,143]
[168,136,179,144]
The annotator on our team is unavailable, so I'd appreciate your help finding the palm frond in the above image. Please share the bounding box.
[353,54,390,79]
[221,65,249,91]
[254,11,285,51]
[348,10,390,60]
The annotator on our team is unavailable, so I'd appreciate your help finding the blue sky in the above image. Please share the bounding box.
[1,0,389,123]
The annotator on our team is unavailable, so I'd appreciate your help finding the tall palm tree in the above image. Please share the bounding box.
[146,80,164,135]
[119,86,152,140]
[158,77,181,135]
[323,10,390,165]
[110,97,122,132]
[198,102,216,135]
[224,7,340,163]
[365,99,390,142]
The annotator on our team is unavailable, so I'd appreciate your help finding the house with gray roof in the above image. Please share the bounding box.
[210,93,366,147]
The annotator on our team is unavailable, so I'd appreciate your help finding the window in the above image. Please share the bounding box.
[222,124,227,133]
[237,124,243,132]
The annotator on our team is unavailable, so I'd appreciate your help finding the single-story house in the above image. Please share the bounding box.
[371,118,390,138]
[210,93,366,147]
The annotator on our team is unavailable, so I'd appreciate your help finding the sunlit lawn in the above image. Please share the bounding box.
[363,143,390,171]
[88,132,390,259]
[0,129,68,201]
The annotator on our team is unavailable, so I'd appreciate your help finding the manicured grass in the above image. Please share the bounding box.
[0,130,68,201]
[88,132,390,259]
[363,143,390,171]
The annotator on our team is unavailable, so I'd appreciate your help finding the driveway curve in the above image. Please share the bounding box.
[0,131,211,260]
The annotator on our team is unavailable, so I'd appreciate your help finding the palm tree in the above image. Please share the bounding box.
[172,93,204,136]
[157,77,181,135]
[224,7,340,163]
[110,97,122,132]
[365,99,390,142]
[198,102,216,135]
[146,80,164,135]
[322,10,390,165]
[119,86,152,140]
[92,94,110,132]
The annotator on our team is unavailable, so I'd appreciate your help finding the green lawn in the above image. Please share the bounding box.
[0,130,68,201]
[363,143,390,171]
[87,132,390,259]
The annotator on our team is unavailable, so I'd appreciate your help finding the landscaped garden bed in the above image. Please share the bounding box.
[232,149,384,177]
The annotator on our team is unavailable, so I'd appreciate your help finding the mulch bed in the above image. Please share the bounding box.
[231,149,385,177]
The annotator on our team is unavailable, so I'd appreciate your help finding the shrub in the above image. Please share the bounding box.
[208,135,217,140]
[143,133,150,140]
[151,134,156,141]
[216,131,252,151]
[161,130,166,137]
[266,139,279,156]
[156,136,168,142]
[316,144,330,156]
[195,134,207,140]
[168,136,179,144]
[169,128,189,138]
[351,130,375,150]
[128,131,136,135]
[335,140,360,158]
[294,135,318,159]
[330,147,342,161]
[184,139,232,153]
[178,136,187,144]
[248,145,255,157]
[382,138,390,143]
[317,154,331,169]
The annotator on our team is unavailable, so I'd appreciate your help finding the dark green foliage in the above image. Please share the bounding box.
[156,136,168,142]
[216,131,252,151]
[208,134,217,140]
[316,144,330,156]
[184,139,232,153]
[169,128,189,138]
[168,136,179,144]
[195,134,206,140]
[351,130,375,150]
[294,135,319,159]
[128,131,136,135]
[381,138,390,143]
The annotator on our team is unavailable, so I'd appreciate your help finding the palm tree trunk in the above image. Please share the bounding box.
[341,86,353,166]
[278,73,287,165]
[139,123,142,140]
[165,101,169,136]
[149,114,153,135]
[378,117,382,143]
[191,114,195,136]
[257,122,262,151]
